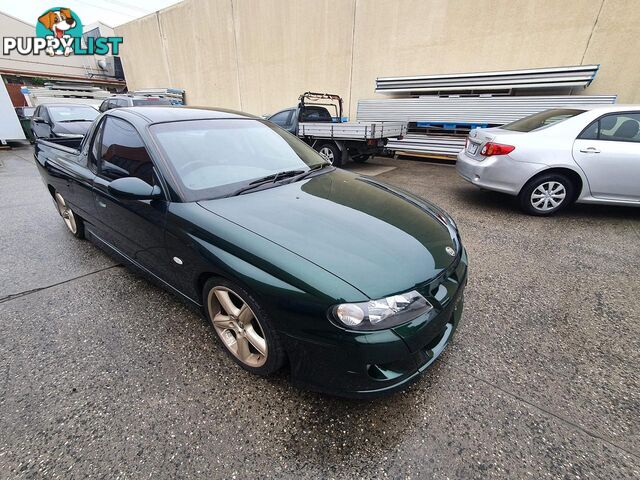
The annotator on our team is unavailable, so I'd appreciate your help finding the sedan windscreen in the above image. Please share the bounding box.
[48,106,99,122]
[151,119,325,200]
[501,109,585,132]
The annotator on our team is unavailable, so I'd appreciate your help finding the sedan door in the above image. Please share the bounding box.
[269,109,295,134]
[32,106,53,138]
[91,116,173,279]
[573,112,640,202]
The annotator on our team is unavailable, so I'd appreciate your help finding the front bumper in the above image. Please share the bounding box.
[280,248,468,398]
[456,149,544,195]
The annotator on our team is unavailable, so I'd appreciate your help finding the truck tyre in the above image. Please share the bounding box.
[316,143,343,167]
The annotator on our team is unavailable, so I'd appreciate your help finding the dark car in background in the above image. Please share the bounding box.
[33,106,467,398]
[30,104,99,140]
[98,95,174,112]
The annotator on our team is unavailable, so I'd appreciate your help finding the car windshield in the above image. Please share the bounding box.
[132,98,173,106]
[150,118,327,201]
[501,108,585,132]
[48,105,99,122]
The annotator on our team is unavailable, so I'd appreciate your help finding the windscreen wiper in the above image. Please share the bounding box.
[229,169,305,197]
[60,119,94,123]
[291,161,331,182]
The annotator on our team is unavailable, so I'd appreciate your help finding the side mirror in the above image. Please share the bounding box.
[108,177,162,200]
[32,116,46,123]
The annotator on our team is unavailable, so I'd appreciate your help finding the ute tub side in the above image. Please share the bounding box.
[298,121,406,140]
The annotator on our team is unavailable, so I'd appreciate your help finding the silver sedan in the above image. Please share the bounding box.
[456,105,640,215]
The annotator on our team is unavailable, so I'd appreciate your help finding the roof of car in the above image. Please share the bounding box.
[41,103,98,108]
[110,106,258,123]
[571,104,640,113]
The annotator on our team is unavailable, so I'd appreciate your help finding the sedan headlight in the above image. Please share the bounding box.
[332,290,433,331]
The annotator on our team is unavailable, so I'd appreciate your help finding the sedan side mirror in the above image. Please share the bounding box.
[108,177,162,200]
[32,116,46,123]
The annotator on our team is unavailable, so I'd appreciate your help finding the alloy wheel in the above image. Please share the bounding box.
[530,181,566,212]
[208,286,268,367]
[54,193,78,234]
[319,147,334,163]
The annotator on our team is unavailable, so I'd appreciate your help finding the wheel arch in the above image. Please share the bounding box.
[520,166,585,201]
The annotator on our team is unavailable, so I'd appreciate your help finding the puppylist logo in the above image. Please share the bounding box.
[3,7,123,57]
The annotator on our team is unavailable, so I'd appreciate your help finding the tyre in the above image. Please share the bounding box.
[203,277,285,376]
[352,154,371,164]
[518,173,574,216]
[54,192,85,238]
[316,143,343,167]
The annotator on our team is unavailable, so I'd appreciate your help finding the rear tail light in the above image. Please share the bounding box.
[481,142,515,156]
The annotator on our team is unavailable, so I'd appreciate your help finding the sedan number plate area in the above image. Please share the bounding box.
[467,141,479,155]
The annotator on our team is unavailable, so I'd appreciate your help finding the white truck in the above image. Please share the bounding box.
[266,92,406,166]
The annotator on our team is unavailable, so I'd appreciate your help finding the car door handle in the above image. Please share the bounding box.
[579,147,600,153]
[98,201,107,208]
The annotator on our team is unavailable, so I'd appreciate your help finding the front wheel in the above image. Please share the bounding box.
[518,173,574,216]
[203,277,285,376]
[316,143,343,167]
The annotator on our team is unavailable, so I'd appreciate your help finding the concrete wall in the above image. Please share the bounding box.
[116,0,640,117]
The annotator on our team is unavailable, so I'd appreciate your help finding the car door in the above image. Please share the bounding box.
[269,109,295,134]
[32,106,53,138]
[91,116,173,279]
[573,112,640,202]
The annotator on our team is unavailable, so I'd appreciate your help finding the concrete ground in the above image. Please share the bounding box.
[0,147,638,479]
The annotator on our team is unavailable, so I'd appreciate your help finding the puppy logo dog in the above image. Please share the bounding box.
[37,8,78,56]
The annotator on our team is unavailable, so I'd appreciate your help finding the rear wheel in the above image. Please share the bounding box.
[518,173,574,216]
[316,143,343,167]
[203,277,285,376]
[54,192,84,238]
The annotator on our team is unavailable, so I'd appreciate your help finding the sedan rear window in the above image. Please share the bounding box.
[150,119,325,201]
[501,109,584,132]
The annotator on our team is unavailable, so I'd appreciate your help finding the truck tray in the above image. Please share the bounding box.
[298,122,406,140]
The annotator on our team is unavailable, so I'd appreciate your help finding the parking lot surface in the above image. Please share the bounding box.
[1,147,638,479]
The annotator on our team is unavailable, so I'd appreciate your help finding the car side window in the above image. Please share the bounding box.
[99,100,109,112]
[88,118,106,172]
[99,117,155,185]
[579,113,640,143]
[41,108,51,123]
[270,110,292,127]
[116,99,129,107]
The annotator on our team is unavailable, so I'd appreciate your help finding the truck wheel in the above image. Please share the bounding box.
[352,154,371,164]
[317,143,342,167]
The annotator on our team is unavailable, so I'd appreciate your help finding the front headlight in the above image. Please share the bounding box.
[332,290,433,331]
